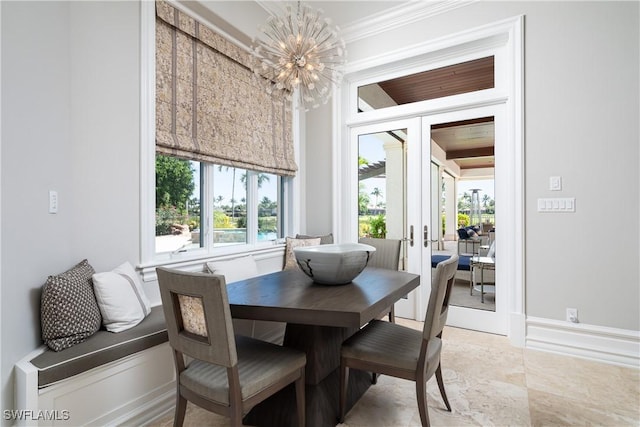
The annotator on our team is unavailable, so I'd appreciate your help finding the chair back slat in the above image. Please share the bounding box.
[359,238,401,271]
[423,255,459,340]
[157,268,237,368]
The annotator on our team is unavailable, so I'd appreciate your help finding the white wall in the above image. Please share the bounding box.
[305,1,639,330]
[0,0,141,417]
[303,103,334,236]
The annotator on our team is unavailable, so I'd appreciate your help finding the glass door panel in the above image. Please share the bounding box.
[358,129,407,269]
[350,118,424,320]
[423,105,506,335]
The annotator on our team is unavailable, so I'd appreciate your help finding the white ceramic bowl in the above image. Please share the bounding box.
[293,243,376,285]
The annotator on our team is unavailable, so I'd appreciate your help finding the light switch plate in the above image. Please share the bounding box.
[538,197,575,212]
[49,190,58,214]
[549,176,562,191]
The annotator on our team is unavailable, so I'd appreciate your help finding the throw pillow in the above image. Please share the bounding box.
[92,262,152,333]
[295,233,334,245]
[206,255,258,283]
[283,237,321,270]
[40,259,102,351]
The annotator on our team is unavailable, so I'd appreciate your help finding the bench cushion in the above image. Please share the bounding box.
[432,254,471,271]
[31,306,167,388]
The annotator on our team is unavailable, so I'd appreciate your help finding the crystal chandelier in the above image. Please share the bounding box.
[252,2,347,110]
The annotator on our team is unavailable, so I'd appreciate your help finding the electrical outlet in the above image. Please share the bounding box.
[566,308,578,323]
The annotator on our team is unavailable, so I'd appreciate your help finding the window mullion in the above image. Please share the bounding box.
[202,163,215,251]
[246,171,258,245]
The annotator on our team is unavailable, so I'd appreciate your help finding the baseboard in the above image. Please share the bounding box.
[108,387,175,427]
[526,316,640,368]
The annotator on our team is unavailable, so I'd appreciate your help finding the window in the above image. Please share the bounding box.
[154,154,285,256]
[140,2,297,275]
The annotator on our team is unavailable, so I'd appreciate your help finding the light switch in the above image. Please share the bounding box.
[49,190,58,214]
[537,197,575,213]
[550,176,562,191]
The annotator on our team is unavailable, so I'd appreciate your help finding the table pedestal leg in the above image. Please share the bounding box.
[243,323,372,427]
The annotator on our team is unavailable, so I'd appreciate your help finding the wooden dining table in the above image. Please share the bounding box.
[227,266,421,427]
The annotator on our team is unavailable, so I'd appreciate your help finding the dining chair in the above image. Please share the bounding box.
[338,254,459,427]
[156,267,307,427]
[358,237,402,322]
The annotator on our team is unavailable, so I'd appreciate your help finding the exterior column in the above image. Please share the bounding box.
[383,140,404,242]
[443,173,456,241]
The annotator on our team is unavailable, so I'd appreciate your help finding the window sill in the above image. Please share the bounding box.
[137,243,286,282]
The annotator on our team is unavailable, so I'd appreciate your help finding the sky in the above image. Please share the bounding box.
[458,179,494,200]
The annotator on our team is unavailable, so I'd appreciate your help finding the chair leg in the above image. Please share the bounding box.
[339,364,349,423]
[435,363,451,412]
[295,368,306,427]
[416,379,431,427]
[371,372,378,384]
[388,305,395,323]
[173,393,187,427]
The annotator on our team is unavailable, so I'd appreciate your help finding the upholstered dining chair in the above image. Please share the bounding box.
[358,237,402,322]
[338,255,459,427]
[156,268,307,427]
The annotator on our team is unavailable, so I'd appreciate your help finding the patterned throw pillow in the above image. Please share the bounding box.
[40,259,102,351]
[283,237,321,270]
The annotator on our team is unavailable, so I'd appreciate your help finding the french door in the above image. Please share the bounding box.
[348,105,507,333]
[350,118,426,320]
[423,105,507,334]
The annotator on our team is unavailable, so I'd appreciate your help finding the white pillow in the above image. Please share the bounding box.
[206,255,258,283]
[92,262,152,333]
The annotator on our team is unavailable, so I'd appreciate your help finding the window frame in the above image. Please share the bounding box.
[139,2,299,281]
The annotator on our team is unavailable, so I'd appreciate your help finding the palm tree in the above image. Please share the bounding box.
[229,198,237,217]
[482,194,490,209]
[217,166,237,219]
[240,172,271,189]
[371,187,382,208]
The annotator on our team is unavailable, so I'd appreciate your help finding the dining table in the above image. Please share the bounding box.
[227,266,421,427]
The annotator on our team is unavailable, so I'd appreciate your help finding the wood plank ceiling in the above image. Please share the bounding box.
[376,56,496,171]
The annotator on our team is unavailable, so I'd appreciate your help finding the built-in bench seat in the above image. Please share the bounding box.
[30,306,167,388]
[15,306,175,426]
[15,247,287,426]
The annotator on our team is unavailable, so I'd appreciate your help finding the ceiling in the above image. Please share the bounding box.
[431,118,495,171]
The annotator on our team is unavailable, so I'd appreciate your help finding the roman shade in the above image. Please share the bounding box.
[155,1,297,176]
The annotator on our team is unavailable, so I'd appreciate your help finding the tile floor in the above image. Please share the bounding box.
[148,318,640,427]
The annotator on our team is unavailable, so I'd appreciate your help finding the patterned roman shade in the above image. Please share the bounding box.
[155,1,297,176]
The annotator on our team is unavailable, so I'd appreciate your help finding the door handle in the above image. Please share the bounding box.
[409,225,414,247]
[424,225,429,247]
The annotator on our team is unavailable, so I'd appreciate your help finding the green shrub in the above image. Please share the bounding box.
[156,206,187,236]
[458,213,470,228]
[258,217,277,233]
[369,214,386,238]
[214,210,232,228]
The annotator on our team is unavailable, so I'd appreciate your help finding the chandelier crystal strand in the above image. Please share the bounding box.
[252,3,347,110]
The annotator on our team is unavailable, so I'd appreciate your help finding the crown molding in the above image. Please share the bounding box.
[255,1,478,45]
[341,0,478,44]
